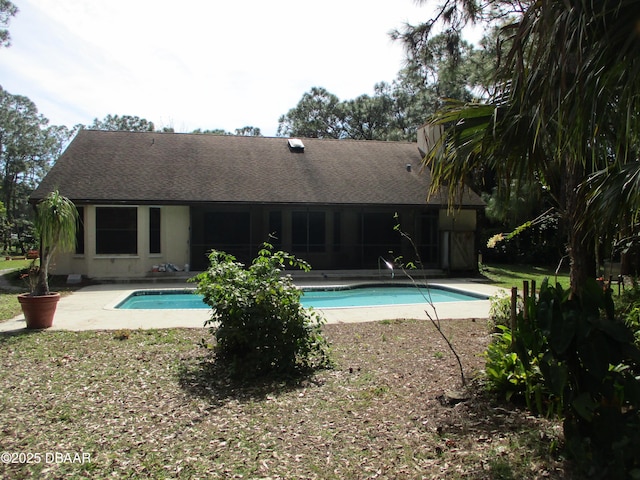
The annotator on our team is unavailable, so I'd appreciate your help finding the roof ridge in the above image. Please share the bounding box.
[80,130,416,144]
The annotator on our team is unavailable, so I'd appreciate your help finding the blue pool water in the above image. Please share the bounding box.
[300,286,483,308]
[115,286,485,310]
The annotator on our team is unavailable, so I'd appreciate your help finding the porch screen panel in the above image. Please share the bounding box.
[96,207,138,254]
[292,211,325,253]
[359,212,401,267]
[418,211,439,267]
[333,212,341,252]
[268,211,282,249]
[203,212,251,262]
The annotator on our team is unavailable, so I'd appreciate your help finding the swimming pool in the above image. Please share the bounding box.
[115,285,487,310]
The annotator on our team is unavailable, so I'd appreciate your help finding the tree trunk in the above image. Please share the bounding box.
[564,160,595,295]
[34,244,53,297]
[567,221,596,294]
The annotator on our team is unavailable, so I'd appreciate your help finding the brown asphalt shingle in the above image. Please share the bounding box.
[32,130,484,207]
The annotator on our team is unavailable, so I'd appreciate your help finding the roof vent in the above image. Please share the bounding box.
[287,138,305,152]
[406,164,412,172]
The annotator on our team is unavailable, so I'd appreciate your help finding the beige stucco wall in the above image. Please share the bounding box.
[50,204,479,278]
[51,205,190,279]
[417,124,443,155]
[438,208,477,231]
[439,209,478,270]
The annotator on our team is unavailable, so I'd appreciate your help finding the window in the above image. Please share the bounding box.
[75,206,85,255]
[149,207,161,254]
[292,211,325,253]
[96,207,138,254]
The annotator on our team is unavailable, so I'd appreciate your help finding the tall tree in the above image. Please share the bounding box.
[277,87,345,139]
[0,0,17,48]
[0,87,72,250]
[89,114,155,132]
[416,0,640,293]
[371,76,440,141]
[278,33,490,142]
[390,32,479,103]
[341,93,394,140]
[278,83,432,142]
[234,126,262,136]
[191,128,230,135]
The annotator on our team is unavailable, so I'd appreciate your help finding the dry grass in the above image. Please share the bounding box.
[0,319,574,479]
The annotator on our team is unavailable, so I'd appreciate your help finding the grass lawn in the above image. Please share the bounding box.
[0,323,573,479]
[480,262,571,291]
[0,259,33,321]
[0,259,88,324]
[0,258,32,273]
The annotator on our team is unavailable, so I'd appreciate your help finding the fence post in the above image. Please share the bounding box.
[511,286,518,345]
[523,281,529,321]
[531,280,536,302]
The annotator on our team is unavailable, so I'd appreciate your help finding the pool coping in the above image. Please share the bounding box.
[0,279,508,332]
[109,281,490,311]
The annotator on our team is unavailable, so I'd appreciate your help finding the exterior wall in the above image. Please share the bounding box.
[417,124,443,155]
[438,209,477,232]
[52,203,479,278]
[438,209,478,271]
[52,205,190,279]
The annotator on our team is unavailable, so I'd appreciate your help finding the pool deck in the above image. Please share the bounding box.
[0,279,507,333]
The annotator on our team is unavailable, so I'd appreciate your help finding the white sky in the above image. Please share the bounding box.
[0,0,442,136]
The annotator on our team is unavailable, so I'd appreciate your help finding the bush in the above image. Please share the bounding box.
[484,324,547,411]
[191,244,332,379]
[484,278,640,478]
[487,291,522,331]
[615,278,640,347]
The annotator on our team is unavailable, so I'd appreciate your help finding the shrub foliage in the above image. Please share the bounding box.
[191,244,332,379]
[484,279,640,478]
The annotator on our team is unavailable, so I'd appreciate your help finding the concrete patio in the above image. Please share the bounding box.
[0,279,506,333]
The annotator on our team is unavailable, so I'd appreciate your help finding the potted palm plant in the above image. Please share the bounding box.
[18,190,78,329]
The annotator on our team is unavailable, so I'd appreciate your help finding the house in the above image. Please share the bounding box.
[30,130,484,280]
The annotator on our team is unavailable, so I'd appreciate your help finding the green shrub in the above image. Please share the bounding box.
[484,324,549,414]
[615,278,640,347]
[487,291,522,331]
[535,280,640,478]
[191,244,332,379]
[484,278,640,478]
[484,325,526,398]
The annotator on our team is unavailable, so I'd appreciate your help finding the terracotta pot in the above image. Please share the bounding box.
[18,293,60,329]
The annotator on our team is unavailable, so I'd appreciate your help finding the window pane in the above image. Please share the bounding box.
[75,206,85,255]
[149,208,161,254]
[96,207,138,254]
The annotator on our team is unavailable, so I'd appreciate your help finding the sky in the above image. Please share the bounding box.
[0,0,444,137]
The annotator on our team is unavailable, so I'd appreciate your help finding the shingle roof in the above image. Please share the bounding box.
[32,130,484,207]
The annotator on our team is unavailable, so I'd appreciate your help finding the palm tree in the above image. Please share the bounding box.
[32,190,78,296]
[416,0,640,293]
